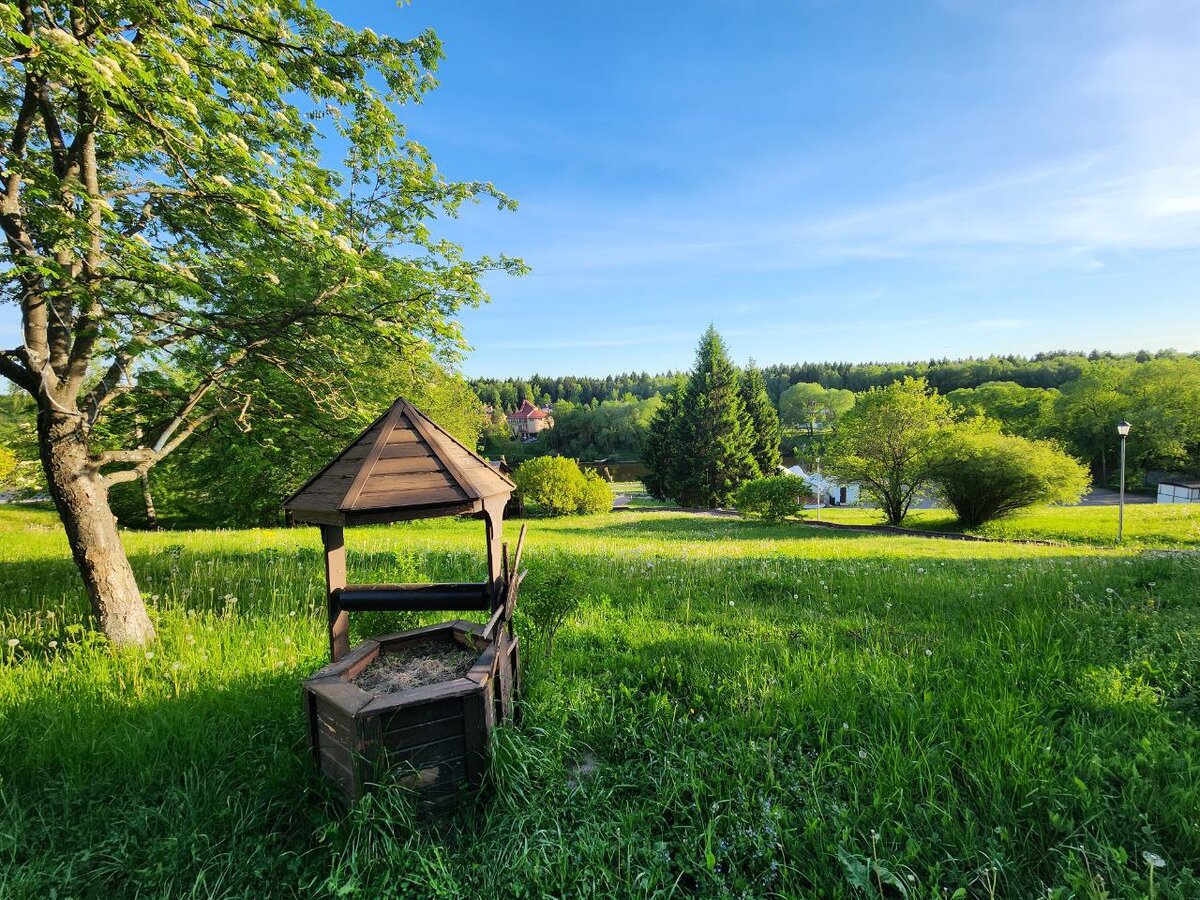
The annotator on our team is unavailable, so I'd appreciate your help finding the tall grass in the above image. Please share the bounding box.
[0,507,1197,897]
[817,502,1200,548]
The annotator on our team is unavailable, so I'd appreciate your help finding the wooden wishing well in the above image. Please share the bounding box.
[285,397,526,810]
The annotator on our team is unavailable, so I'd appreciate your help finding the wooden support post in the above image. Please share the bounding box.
[321,524,349,662]
[482,496,506,612]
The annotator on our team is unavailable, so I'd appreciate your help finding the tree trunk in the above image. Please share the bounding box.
[38,408,156,646]
[139,470,159,531]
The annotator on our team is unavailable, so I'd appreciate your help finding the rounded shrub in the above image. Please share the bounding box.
[734,474,807,523]
[513,456,613,516]
[577,471,614,515]
[933,429,1090,527]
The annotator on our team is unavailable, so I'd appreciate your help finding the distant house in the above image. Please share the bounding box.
[507,400,554,442]
[783,464,860,506]
[1157,479,1200,504]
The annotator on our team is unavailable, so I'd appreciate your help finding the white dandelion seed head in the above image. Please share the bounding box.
[1142,851,1166,868]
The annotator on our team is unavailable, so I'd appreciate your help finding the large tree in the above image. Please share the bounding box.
[740,360,781,475]
[643,327,757,507]
[779,381,855,435]
[826,377,954,524]
[0,2,520,644]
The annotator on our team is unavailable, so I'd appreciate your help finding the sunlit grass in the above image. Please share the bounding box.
[816,502,1200,548]
[1,504,1198,897]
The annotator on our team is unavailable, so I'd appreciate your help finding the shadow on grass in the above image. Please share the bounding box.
[0,664,340,896]
[548,515,874,543]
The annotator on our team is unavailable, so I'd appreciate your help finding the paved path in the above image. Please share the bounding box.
[1078,487,1154,506]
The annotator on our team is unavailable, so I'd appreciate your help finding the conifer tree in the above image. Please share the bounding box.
[642,377,684,501]
[741,360,782,475]
[672,327,759,506]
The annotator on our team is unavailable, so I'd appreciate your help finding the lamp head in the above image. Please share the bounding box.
[1117,420,1131,437]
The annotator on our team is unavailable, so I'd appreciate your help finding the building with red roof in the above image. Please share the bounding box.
[506,399,555,441]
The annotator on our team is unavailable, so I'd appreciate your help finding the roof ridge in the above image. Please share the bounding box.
[404,400,517,493]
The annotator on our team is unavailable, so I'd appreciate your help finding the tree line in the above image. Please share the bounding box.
[471,350,1195,411]
[478,351,1200,483]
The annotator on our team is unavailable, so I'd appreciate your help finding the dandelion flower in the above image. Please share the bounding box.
[925,649,933,657]
[48,640,57,649]
[858,749,868,759]
[145,651,154,660]
[842,722,849,731]
[6,638,18,648]
[1142,851,1166,868]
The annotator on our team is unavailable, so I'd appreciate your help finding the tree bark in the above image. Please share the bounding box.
[139,470,159,531]
[37,407,155,646]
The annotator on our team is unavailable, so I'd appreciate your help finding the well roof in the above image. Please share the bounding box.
[285,398,515,526]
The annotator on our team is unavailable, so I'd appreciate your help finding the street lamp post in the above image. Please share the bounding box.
[1117,421,1131,543]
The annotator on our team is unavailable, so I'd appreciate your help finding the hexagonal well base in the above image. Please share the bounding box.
[303,620,518,809]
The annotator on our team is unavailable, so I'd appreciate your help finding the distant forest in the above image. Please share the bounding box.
[471,349,1196,410]
[475,349,1200,485]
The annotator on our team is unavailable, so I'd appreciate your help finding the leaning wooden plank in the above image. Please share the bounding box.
[480,604,505,643]
[504,569,527,621]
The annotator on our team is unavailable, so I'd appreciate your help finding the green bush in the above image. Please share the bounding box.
[577,471,614,515]
[513,456,612,516]
[933,429,1091,527]
[734,474,807,523]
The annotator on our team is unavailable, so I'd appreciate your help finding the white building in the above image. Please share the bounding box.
[1156,479,1200,504]
[783,465,860,506]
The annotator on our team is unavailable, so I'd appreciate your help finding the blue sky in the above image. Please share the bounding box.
[6,1,1197,380]
[323,0,1200,377]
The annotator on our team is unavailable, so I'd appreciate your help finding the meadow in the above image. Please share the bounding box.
[1,505,1198,897]
[811,502,1200,549]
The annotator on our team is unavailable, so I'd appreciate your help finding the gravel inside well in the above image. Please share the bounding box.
[353,638,479,696]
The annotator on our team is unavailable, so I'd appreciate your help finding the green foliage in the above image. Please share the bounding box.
[541,395,663,461]
[643,327,760,507]
[779,381,856,434]
[740,362,782,474]
[0,0,522,529]
[513,455,610,516]
[0,444,16,486]
[827,378,954,525]
[108,351,486,528]
[519,552,586,654]
[933,429,1091,527]
[947,382,1060,439]
[577,470,615,515]
[642,376,686,502]
[1,508,1198,896]
[734,474,807,523]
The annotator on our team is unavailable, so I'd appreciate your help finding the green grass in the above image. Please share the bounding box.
[1,504,1198,897]
[611,480,675,509]
[816,502,1200,548]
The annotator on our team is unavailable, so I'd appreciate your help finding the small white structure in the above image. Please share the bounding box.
[783,465,860,506]
[1157,479,1200,504]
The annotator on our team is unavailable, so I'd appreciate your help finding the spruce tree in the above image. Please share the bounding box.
[672,326,759,507]
[642,379,685,501]
[741,360,782,475]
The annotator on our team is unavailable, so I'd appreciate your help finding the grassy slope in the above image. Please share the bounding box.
[0,506,1197,897]
[815,503,1200,548]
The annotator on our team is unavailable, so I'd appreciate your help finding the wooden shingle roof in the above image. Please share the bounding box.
[285,398,515,526]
